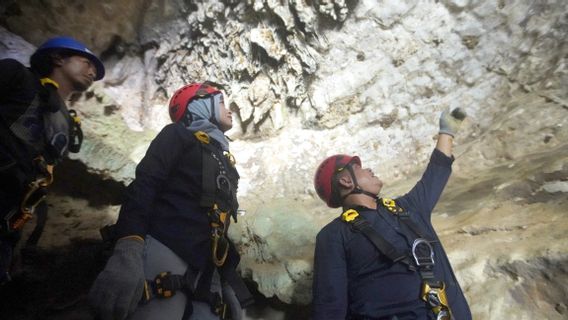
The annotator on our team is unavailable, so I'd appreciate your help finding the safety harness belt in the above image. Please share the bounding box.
[140,251,254,317]
[341,198,453,320]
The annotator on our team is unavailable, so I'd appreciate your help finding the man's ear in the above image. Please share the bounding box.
[337,174,354,190]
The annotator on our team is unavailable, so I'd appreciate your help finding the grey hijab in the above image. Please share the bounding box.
[184,93,229,151]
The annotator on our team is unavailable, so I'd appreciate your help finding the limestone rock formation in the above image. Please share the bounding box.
[1,0,567,319]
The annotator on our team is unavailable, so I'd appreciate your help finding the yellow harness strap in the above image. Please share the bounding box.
[40,77,60,88]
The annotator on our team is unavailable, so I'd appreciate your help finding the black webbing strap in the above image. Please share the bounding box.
[377,197,433,247]
[341,209,412,267]
[199,142,218,208]
[399,215,429,240]
[348,214,410,264]
[194,261,215,302]
[219,263,255,308]
[194,259,254,308]
[341,204,436,270]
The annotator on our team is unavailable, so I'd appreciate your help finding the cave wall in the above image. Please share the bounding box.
[1,1,567,319]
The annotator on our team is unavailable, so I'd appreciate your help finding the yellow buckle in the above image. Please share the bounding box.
[195,131,210,144]
[341,209,359,222]
[381,198,404,214]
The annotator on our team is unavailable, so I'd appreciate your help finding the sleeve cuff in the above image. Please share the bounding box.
[431,148,454,167]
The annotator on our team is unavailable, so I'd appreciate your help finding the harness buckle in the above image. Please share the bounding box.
[412,238,435,267]
[141,269,198,304]
[141,272,177,304]
[341,209,359,222]
[194,131,210,144]
[154,271,176,298]
[380,197,404,214]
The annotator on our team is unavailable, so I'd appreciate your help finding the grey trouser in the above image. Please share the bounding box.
[127,235,242,320]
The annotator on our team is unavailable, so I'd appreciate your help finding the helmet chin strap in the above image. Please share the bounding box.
[209,95,217,125]
[340,165,378,202]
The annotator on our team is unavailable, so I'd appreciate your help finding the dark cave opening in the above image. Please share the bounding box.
[49,158,127,207]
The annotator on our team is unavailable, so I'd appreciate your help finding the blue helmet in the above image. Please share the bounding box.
[35,36,105,80]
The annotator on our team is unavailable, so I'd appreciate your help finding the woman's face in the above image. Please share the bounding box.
[217,95,233,132]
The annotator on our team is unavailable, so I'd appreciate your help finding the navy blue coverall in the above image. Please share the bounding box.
[312,149,472,320]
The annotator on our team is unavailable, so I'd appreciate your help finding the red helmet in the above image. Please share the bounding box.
[314,154,361,208]
[168,81,223,123]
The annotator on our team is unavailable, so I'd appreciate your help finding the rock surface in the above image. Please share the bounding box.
[1,0,567,319]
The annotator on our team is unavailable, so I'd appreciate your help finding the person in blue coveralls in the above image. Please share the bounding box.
[312,108,472,320]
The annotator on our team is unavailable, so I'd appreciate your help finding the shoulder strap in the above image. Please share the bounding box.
[341,209,409,264]
[194,131,239,217]
[195,131,218,208]
[379,198,430,240]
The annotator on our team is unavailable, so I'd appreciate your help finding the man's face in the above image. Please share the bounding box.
[59,55,96,92]
[349,163,383,195]
[217,95,233,132]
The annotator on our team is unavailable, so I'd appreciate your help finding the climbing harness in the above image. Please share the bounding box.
[1,156,53,234]
[140,268,233,319]
[341,198,452,319]
[140,258,253,319]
